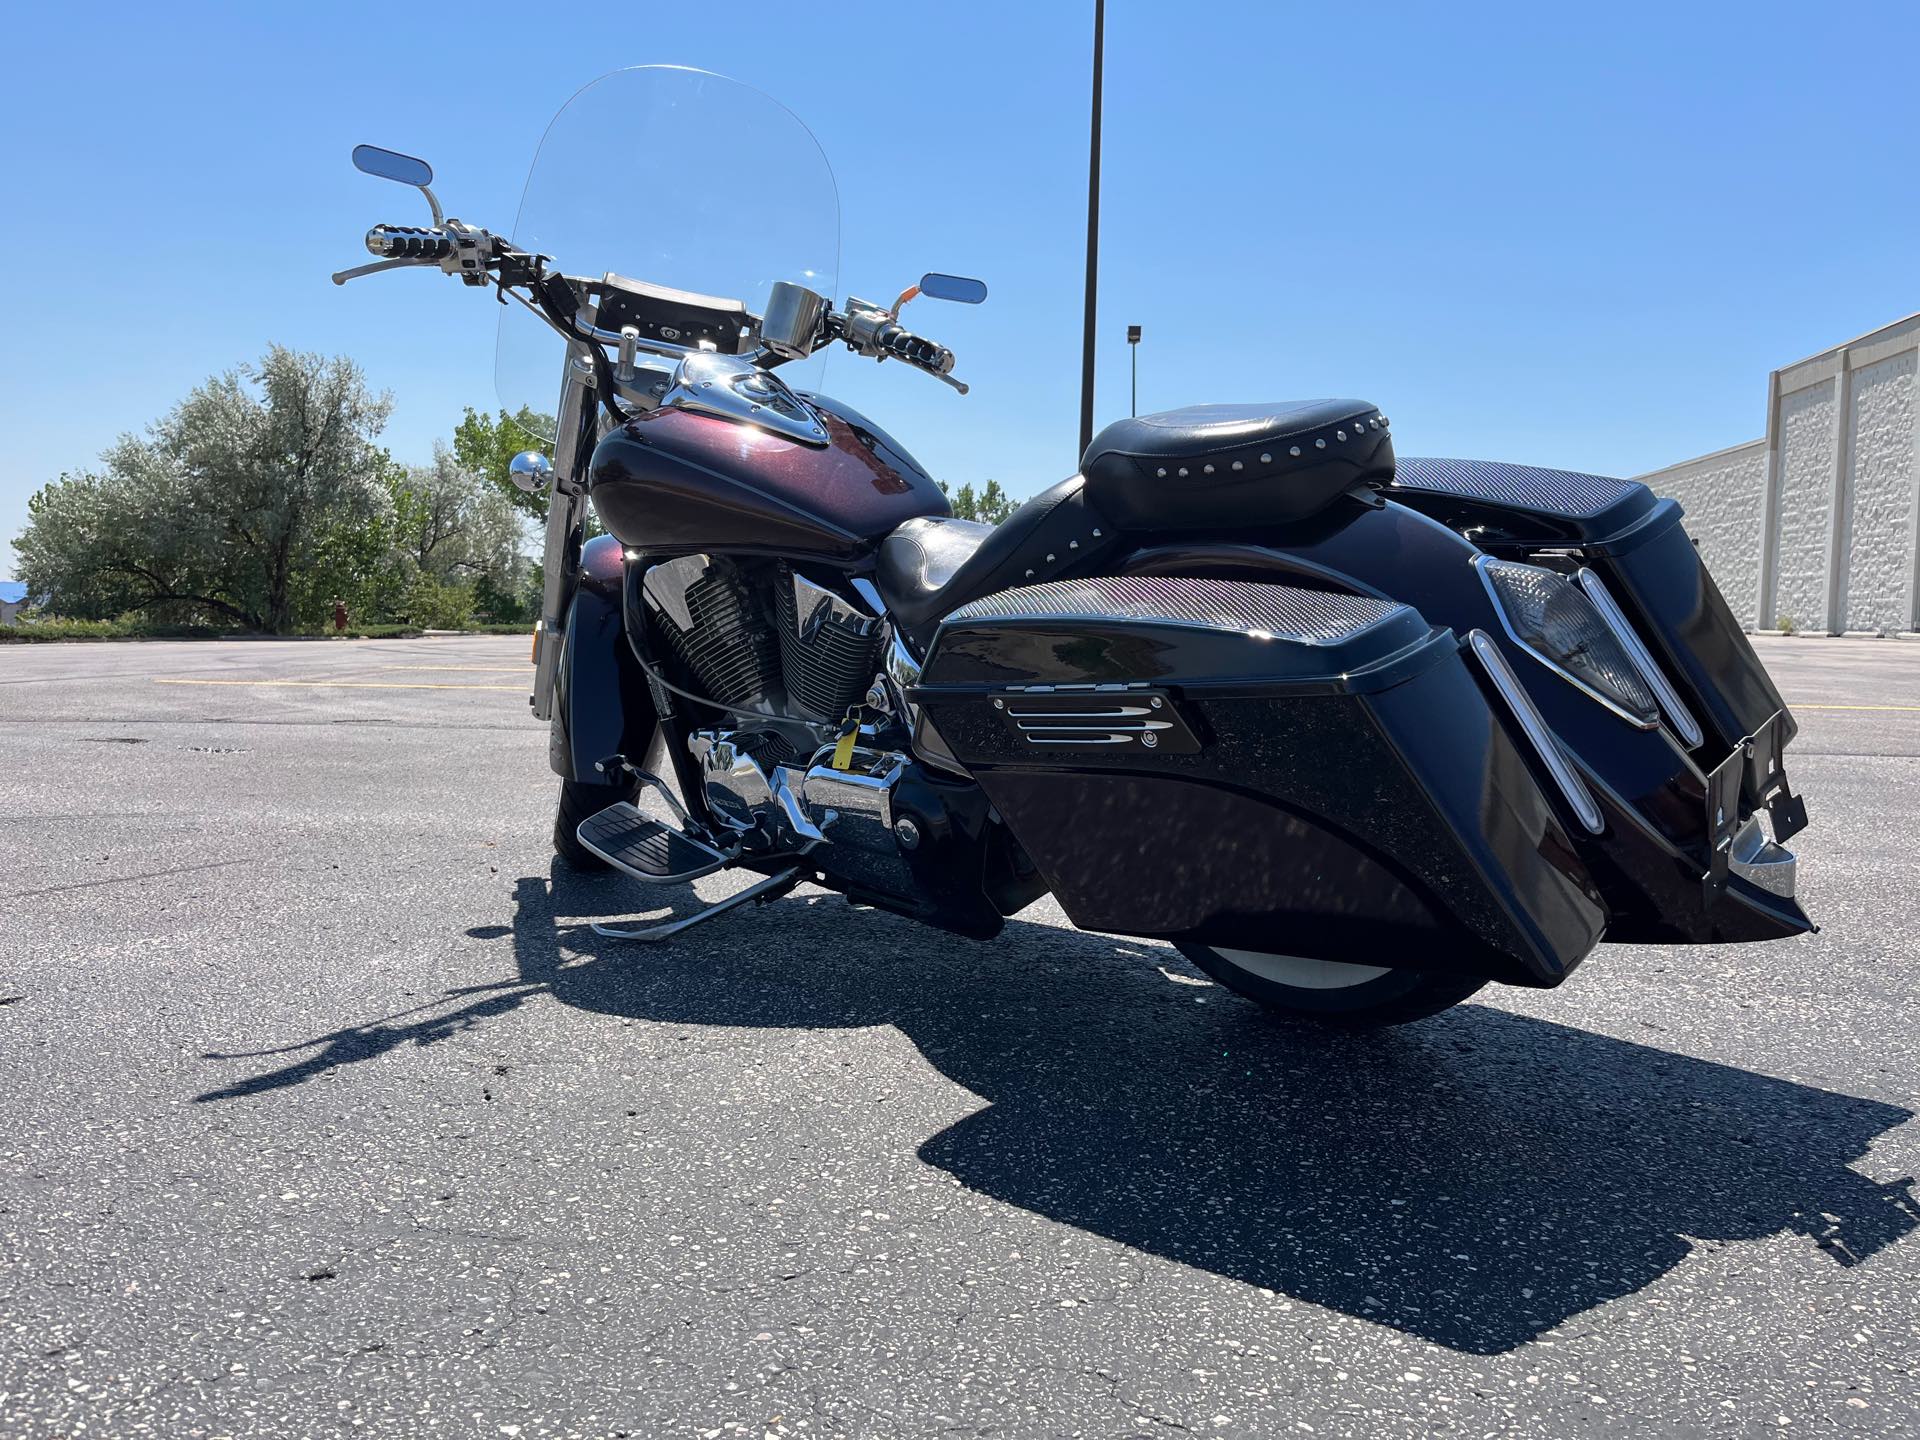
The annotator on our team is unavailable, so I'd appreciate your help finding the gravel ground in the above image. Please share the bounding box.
[1,633,1916,1438]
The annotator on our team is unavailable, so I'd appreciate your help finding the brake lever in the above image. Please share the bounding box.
[932,370,969,396]
[330,256,435,286]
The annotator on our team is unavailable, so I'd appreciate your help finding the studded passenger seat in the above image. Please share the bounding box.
[1078,399,1392,528]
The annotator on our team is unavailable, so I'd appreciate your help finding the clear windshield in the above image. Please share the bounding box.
[495,66,841,442]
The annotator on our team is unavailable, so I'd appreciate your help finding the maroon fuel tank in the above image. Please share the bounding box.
[587,395,949,563]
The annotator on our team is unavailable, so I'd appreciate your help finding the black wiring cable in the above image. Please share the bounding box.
[498,269,632,428]
[622,631,798,724]
[584,342,629,427]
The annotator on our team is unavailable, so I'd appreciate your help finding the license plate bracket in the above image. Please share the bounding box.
[1741,708,1807,842]
[1702,745,1744,898]
[1704,708,1807,899]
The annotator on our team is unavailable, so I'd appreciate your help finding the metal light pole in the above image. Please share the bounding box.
[1078,0,1105,458]
[1127,323,1141,416]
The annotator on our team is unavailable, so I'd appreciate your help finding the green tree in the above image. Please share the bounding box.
[391,445,523,580]
[387,443,534,624]
[936,478,1017,524]
[452,406,557,522]
[976,478,1016,524]
[15,347,393,633]
[398,572,478,630]
[15,462,226,622]
[471,566,540,625]
[300,457,407,626]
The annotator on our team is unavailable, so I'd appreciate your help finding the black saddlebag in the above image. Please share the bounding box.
[910,576,1608,987]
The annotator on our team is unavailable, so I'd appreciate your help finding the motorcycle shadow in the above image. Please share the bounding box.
[210,862,1920,1356]
[527,866,1920,1354]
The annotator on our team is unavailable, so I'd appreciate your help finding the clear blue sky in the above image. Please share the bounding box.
[4,1,1917,575]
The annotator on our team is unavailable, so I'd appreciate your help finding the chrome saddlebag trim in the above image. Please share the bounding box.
[1468,628,1606,835]
[1575,567,1705,749]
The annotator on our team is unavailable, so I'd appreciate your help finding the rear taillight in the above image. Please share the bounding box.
[1476,557,1659,728]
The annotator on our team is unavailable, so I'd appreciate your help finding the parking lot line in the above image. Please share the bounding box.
[152,678,523,692]
[380,666,530,673]
[1788,703,1920,711]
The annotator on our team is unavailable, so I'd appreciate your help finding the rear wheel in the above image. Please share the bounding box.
[553,778,640,871]
[1177,944,1486,1028]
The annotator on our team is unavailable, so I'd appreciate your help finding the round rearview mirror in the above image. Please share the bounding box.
[508,451,554,494]
[919,273,988,305]
[352,144,434,189]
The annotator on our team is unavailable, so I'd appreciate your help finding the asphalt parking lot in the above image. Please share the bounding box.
[2,633,1918,1438]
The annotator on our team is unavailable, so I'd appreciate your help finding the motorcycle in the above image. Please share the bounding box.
[335,65,1812,1028]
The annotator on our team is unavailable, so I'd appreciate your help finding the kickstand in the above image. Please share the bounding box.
[591,867,805,944]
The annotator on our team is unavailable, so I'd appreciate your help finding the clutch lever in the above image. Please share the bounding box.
[932,370,969,396]
[330,256,436,286]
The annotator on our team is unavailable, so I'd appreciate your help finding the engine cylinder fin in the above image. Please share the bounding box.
[775,569,883,721]
[645,558,782,706]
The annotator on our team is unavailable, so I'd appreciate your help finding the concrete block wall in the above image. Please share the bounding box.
[1846,348,1917,632]
[1770,382,1839,632]
[1644,439,1767,612]
[1639,313,1920,633]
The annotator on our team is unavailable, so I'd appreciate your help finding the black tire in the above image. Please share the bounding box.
[1177,944,1487,1029]
[553,778,640,871]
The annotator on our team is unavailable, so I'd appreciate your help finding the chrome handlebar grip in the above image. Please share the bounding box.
[834,298,958,383]
[365,224,453,260]
[880,324,953,374]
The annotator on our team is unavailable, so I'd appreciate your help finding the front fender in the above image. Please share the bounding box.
[549,535,659,784]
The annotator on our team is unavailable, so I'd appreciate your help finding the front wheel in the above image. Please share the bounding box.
[553,778,640,871]
[1177,945,1486,1029]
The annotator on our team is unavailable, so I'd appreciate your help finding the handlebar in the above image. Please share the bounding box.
[366,224,453,261]
[875,320,966,393]
[339,220,970,395]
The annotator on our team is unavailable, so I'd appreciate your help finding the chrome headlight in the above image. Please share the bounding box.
[1476,558,1659,727]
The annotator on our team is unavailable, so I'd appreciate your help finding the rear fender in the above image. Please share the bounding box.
[1582,499,1793,761]
[1116,497,1811,943]
[1383,461,1795,763]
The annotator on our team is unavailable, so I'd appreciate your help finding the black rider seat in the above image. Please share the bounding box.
[875,400,1392,650]
[877,475,1114,652]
